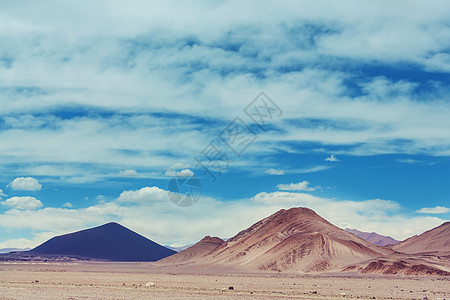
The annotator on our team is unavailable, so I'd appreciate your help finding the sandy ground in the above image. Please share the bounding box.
[0,262,449,299]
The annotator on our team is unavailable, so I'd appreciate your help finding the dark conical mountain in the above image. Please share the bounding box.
[30,222,176,261]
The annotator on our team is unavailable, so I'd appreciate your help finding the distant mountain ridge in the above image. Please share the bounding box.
[29,222,176,261]
[345,228,399,246]
[165,243,195,252]
[165,238,228,252]
[0,248,30,254]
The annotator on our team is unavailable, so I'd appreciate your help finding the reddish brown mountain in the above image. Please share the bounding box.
[158,207,391,273]
[345,228,399,246]
[159,236,226,265]
[393,222,450,255]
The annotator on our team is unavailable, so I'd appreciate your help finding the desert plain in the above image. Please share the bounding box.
[0,262,449,300]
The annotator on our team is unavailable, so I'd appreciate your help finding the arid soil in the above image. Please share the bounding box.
[0,262,449,299]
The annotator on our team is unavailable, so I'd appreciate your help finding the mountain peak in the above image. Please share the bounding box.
[199,236,224,244]
[103,221,121,226]
[160,206,388,273]
[275,207,319,217]
[97,222,127,230]
[30,222,176,261]
[269,207,326,224]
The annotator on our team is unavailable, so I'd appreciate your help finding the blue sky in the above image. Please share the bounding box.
[0,0,449,248]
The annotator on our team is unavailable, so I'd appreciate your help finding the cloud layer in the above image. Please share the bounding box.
[0,1,450,182]
[277,181,320,192]
[0,185,446,248]
[416,206,450,214]
[0,1,449,249]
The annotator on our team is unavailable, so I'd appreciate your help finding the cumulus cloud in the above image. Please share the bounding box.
[416,206,450,214]
[265,169,285,175]
[277,181,320,192]
[118,186,169,204]
[164,168,194,177]
[177,169,194,177]
[1,196,43,210]
[117,169,138,177]
[62,202,73,208]
[0,189,6,197]
[9,177,42,191]
[325,154,339,162]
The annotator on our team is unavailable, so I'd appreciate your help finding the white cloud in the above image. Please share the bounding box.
[398,158,420,164]
[9,177,42,191]
[177,169,194,177]
[0,202,121,231]
[164,170,176,176]
[325,154,339,162]
[0,189,6,197]
[62,202,73,208]
[294,166,333,173]
[265,166,332,175]
[0,231,57,249]
[416,206,450,214]
[0,185,446,248]
[95,195,107,203]
[249,191,443,240]
[117,169,138,177]
[0,1,450,247]
[0,1,448,183]
[1,196,43,210]
[0,237,39,249]
[277,181,320,192]
[164,168,194,177]
[265,169,285,175]
[117,186,169,204]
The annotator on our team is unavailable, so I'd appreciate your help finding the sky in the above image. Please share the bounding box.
[0,0,449,248]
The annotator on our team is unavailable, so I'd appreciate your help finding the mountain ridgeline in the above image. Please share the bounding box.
[345,228,399,247]
[3,208,449,276]
[157,208,449,275]
[158,207,392,273]
[30,222,176,261]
